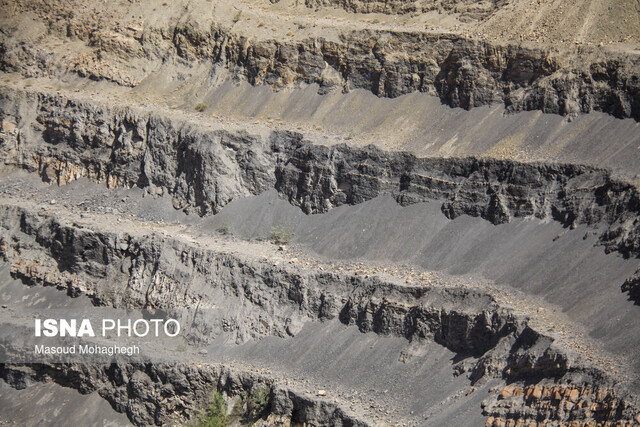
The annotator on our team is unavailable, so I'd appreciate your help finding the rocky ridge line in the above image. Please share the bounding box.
[302,0,508,22]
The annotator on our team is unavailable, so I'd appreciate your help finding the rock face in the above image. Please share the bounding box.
[2,1,640,119]
[304,0,510,21]
[2,1,640,426]
[621,271,640,305]
[0,362,365,427]
[484,384,629,427]
[0,197,637,426]
[3,88,640,259]
[0,201,518,351]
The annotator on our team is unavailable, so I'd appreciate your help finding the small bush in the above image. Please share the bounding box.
[232,10,242,23]
[195,103,207,112]
[269,225,293,245]
[216,223,230,235]
[196,391,227,427]
[246,385,271,422]
[372,18,380,24]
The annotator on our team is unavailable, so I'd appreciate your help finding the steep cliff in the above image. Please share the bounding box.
[2,0,640,119]
[3,88,640,259]
[0,191,636,426]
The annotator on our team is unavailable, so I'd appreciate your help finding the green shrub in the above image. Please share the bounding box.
[269,225,293,245]
[216,223,230,235]
[372,18,380,24]
[232,10,242,23]
[246,385,271,422]
[196,391,227,427]
[195,103,207,112]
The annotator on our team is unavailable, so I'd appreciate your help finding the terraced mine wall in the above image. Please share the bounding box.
[2,88,640,260]
[2,7,640,119]
[2,87,640,425]
[170,26,640,118]
[0,198,636,426]
[0,201,521,354]
[0,362,365,426]
[1,360,634,426]
[2,1,640,426]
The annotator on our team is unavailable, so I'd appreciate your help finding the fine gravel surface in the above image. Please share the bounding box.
[0,381,132,427]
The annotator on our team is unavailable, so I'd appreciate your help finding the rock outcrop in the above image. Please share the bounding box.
[0,196,637,426]
[304,0,510,22]
[0,362,365,426]
[2,2,640,425]
[3,88,640,260]
[483,384,632,427]
[0,200,519,351]
[1,1,639,119]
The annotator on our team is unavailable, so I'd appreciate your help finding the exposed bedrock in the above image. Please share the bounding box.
[0,362,365,426]
[0,200,637,425]
[303,0,510,21]
[483,383,633,427]
[621,271,640,306]
[0,360,634,426]
[2,88,640,259]
[147,27,640,119]
[1,3,639,119]
[2,2,640,426]
[0,202,520,356]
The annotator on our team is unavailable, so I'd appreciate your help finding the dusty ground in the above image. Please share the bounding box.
[3,0,640,46]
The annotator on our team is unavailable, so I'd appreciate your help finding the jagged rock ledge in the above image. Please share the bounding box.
[302,0,506,22]
[0,200,522,354]
[1,2,639,120]
[0,362,366,426]
[0,198,637,425]
[2,87,640,260]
